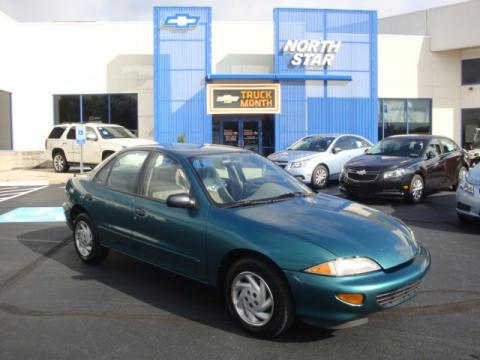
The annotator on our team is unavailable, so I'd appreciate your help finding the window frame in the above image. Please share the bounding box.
[378,98,432,140]
[138,150,194,204]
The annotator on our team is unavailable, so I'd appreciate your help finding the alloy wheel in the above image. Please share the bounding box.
[231,271,274,327]
[53,154,65,172]
[411,176,424,202]
[314,167,328,187]
[75,220,93,257]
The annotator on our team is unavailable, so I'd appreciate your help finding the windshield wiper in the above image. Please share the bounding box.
[225,192,310,208]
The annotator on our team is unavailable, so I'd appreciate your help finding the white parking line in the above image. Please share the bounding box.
[0,186,48,203]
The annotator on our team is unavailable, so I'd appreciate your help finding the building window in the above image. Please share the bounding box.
[462,58,480,85]
[0,90,13,150]
[462,108,480,149]
[53,94,138,133]
[378,99,431,140]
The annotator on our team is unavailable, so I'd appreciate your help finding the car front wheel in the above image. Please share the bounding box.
[73,213,109,265]
[408,174,424,204]
[311,165,329,189]
[225,258,295,338]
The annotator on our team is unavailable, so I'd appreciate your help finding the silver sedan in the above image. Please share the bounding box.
[456,164,480,221]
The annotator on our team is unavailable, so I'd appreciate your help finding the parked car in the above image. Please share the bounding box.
[64,144,430,337]
[268,134,372,188]
[339,135,468,203]
[456,165,480,221]
[45,123,156,172]
[465,128,480,167]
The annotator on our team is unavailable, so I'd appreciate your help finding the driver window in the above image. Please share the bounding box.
[143,153,191,201]
[334,137,351,151]
[86,127,97,141]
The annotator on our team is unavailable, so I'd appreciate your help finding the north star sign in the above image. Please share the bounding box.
[282,40,341,67]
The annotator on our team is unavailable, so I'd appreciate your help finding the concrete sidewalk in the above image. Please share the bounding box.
[0,168,89,185]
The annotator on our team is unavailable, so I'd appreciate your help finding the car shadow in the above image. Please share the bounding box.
[16,227,333,343]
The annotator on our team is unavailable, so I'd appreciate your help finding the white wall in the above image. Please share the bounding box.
[378,34,463,143]
[0,12,153,150]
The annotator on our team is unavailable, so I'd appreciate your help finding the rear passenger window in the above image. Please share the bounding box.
[106,151,149,193]
[142,153,190,202]
[67,127,76,139]
[48,127,66,139]
[441,139,458,153]
[93,161,114,185]
[334,137,351,151]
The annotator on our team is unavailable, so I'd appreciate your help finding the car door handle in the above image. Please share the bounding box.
[84,193,93,201]
[134,208,146,217]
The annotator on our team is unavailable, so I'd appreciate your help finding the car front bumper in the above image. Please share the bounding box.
[339,172,413,198]
[456,186,480,219]
[284,245,431,328]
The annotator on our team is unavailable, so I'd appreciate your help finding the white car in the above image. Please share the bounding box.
[268,134,372,188]
[45,123,156,172]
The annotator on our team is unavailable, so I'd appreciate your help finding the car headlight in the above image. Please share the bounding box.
[290,161,307,168]
[304,256,381,276]
[460,179,475,195]
[383,168,406,179]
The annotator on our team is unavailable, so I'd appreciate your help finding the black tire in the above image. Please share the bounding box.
[225,258,295,338]
[73,213,109,265]
[408,174,424,204]
[52,151,69,173]
[102,151,115,161]
[452,166,468,191]
[457,212,472,224]
[311,165,329,189]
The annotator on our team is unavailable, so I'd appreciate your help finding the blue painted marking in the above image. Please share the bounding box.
[164,13,200,29]
[0,207,66,223]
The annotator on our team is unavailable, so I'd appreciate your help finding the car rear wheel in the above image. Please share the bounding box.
[408,174,424,204]
[53,151,69,173]
[73,213,109,265]
[225,258,295,338]
[311,165,329,189]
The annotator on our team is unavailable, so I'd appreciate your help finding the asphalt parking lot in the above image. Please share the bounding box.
[0,183,479,360]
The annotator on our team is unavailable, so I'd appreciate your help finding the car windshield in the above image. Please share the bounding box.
[367,138,427,157]
[190,152,313,207]
[97,126,136,139]
[288,136,335,152]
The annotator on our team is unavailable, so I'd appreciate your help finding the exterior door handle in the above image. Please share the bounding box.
[134,208,146,217]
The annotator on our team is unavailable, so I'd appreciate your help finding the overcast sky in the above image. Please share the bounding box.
[0,0,471,22]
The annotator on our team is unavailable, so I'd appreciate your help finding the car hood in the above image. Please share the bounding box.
[346,154,419,170]
[268,150,324,163]
[105,138,157,147]
[232,193,418,270]
[467,166,480,185]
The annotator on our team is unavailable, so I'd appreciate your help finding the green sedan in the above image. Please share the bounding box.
[64,144,431,338]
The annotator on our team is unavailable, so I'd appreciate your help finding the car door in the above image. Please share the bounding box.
[424,139,446,190]
[82,150,150,252]
[329,136,354,175]
[350,136,371,158]
[440,138,462,186]
[82,126,102,164]
[131,151,207,282]
[64,126,79,162]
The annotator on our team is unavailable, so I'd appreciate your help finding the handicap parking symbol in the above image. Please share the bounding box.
[0,207,66,223]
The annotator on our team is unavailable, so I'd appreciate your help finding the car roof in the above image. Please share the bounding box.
[131,144,250,157]
[387,134,444,141]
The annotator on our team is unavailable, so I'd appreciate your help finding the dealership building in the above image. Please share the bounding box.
[0,1,479,158]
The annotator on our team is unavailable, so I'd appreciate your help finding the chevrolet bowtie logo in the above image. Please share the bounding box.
[164,14,200,29]
[356,169,367,176]
[216,95,240,104]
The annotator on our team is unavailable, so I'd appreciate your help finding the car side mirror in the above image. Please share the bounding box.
[86,134,97,141]
[364,147,370,153]
[332,147,342,154]
[166,193,196,209]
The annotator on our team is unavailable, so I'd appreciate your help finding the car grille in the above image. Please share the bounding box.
[346,167,379,182]
[376,280,421,308]
[457,202,471,212]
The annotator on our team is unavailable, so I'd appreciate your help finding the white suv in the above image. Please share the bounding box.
[45,123,156,172]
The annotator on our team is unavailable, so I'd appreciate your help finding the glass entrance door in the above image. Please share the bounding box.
[221,119,260,153]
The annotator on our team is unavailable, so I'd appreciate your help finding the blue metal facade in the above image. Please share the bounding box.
[154,7,211,144]
[274,8,378,151]
[153,7,377,151]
